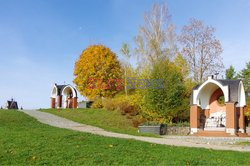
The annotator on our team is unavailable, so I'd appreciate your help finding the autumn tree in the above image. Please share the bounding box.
[174,54,189,79]
[179,19,224,83]
[225,65,237,79]
[134,3,177,66]
[173,54,196,97]
[74,45,122,100]
[120,43,131,97]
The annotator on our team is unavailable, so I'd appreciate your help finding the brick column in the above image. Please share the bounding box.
[204,109,210,119]
[73,97,78,109]
[51,98,55,108]
[238,106,245,133]
[190,105,200,134]
[57,95,62,108]
[226,102,236,135]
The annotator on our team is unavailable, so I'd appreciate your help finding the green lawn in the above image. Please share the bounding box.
[0,110,250,165]
[41,108,156,137]
[236,141,250,146]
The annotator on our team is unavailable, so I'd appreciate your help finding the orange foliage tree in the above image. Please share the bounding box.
[73,45,122,100]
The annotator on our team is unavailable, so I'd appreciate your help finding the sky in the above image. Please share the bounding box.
[0,0,249,109]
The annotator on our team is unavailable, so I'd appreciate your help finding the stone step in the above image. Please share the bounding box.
[236,133,250,137]
[194,131,250,137]
[194,131,231,137]
[204,127,225,131]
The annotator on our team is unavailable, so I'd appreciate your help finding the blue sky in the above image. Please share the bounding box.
[0,0,249,109]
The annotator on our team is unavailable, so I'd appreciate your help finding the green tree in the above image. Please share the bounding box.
[142,60,186,123]
[120,43,131,97]
[174,54,197,98]
[73,45,122,100]
[225,65,237,79]
[237,62,250,95]
[174,54,189,79]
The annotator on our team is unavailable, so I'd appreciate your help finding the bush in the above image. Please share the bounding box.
[167,122,190,127]
[245,104,250,125]
[91,98,103,108]
[103,92,141,117]
[132,116,146,127]
[171,98,190,123]
[101,93,145,127]
[102,98,117,111]
[140,121,163,126]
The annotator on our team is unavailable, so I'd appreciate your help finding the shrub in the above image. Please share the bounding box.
[103,92,141,117]
[167,121,190,127]
[140,121,163,126]
[171,98,190,123]
[245,104,250,125]
[91,98,103,108]
[132,116,146,127]
[102,98,117,111]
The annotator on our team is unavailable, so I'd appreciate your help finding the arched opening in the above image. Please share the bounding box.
[51,85,58,98]
[195,82,227,131]
[62,85,77,108]
[51,85,58,108]
[205,88,226,129]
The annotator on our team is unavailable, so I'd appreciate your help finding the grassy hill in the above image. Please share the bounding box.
[41,108,148,136]
[0,110,250,165]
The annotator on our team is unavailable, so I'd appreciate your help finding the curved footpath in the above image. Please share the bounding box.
[20,110,250,152]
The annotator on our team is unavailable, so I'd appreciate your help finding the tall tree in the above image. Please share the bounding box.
[179,19,224,83]
[174,54,189,79]
[225,65,237,79]
[238,62,250,94]
[74,45,122,100]
[134,3,177,66]
[142,60,186,123]
[120,43,131,97]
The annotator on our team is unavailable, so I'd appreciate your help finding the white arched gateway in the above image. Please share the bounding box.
[190,76,246,135]
[61,85,78,108]
[50,84,78,109]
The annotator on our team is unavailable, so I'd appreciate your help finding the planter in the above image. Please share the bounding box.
[138,124,166,135]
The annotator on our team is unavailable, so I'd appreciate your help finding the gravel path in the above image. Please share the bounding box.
[20,109,250,152]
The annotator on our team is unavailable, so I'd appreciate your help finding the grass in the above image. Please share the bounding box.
[41,108,157,137]
[1,110,250,165]
[236,141,250,146]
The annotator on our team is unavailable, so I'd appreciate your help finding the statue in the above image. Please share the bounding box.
[205,111,226,128]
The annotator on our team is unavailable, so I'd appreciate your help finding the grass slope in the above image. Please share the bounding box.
[42,108,151,136]
[0,110,250,165]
